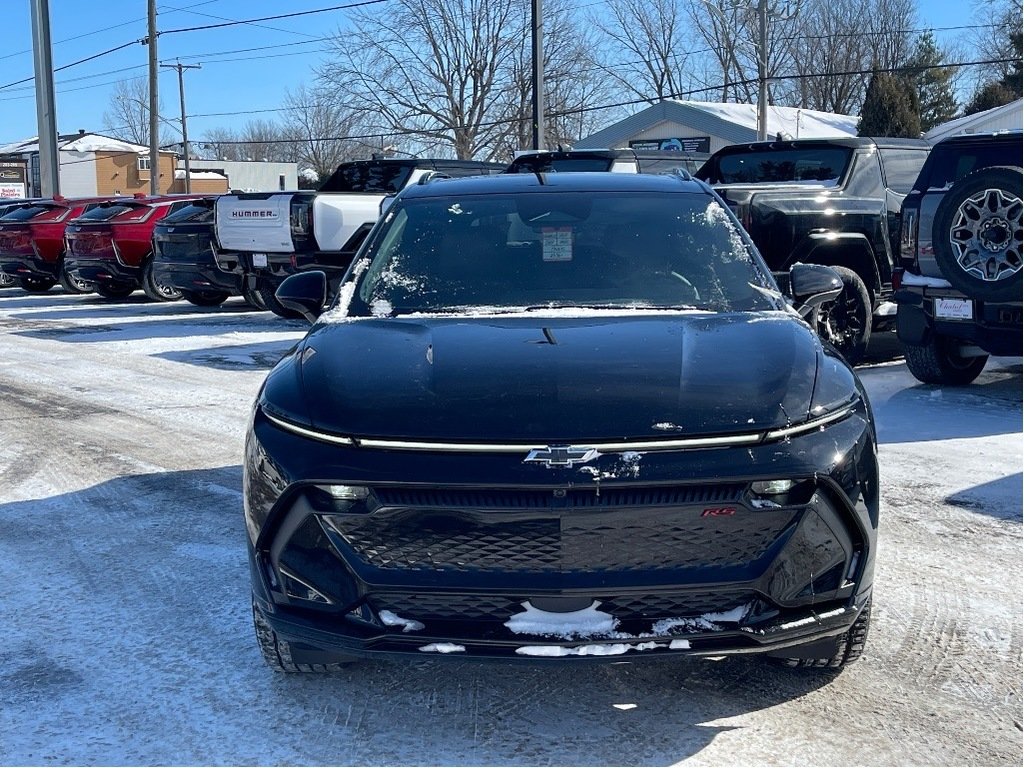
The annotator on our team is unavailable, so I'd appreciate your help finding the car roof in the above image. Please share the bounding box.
[712,136,930,153]
[399,170,706,199]
[932,130,1023,148]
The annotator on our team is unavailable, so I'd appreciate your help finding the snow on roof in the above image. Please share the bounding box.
[174,169,228,180]
[0,133,165,156]
[669,100,859,139]
[924,99,1023,143]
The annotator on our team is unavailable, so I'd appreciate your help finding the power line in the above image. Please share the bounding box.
[159,0,388,35]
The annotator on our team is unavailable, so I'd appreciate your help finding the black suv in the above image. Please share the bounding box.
[244,172,877,672]
[895,131,1022,384]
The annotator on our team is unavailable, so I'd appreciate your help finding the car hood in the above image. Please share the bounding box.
[287,313,822,443]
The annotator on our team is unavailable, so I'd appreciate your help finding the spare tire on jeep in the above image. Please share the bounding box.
[932,166,1022,302]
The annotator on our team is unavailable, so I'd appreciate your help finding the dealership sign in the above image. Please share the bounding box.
[629,137,711,154]
[0,162,28,199]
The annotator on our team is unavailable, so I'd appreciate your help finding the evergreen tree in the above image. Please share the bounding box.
[906,31,959,132]
[858,70,922,137]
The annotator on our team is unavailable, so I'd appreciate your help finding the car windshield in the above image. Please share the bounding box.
[162,200,215,223]
[0,203,58,222]
[318,163,414,193]
[348,191,779,316]
[77,203,145,222]
[701,147,853,186]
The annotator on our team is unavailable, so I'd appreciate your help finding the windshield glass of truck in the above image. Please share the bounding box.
[709,147,853,186]
[162,201,215,223]
[319,163,415,193]
[351,192,778,316]
[507,156,616,173]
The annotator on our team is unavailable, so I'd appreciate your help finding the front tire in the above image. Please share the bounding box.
[18,275,56,293]
[182,290,229,307]
[774,598,871,670]
[252,599,355,673]
[813,266,871,365]
[257,276,303,319]
[141,259,183,302]
[94,282,136,300]
[903,334,988,385]
[58,257,94,294]
[0,271,16,288]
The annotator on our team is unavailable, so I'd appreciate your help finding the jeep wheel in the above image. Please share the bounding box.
[902,334,988,385]
[18,275,56,293]
[252,598,355,673]
[182,290,229,307]
[933,166,1022,302]
[773,598,871,671]
[58,258,94,294]
[813,266,871,365]
[94,282,136,301]
[141,260,183,302]
[257,276,303,319]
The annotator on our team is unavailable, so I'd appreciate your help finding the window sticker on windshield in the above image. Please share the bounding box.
[542,226,573,261]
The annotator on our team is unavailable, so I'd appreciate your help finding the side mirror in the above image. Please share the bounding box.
[789,263,843,317]
[276,271,327,324]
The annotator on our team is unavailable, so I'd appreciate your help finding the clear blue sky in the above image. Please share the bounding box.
[0,0,979,146]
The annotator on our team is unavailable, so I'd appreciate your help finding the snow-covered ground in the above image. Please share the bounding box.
[0,289,1020,766]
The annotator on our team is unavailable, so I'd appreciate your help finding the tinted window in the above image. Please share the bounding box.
[319,163,414,193]
[700,147,853,186]
[0,204,56,221]
[507,156,616,173]
[350,192,778,316]
[162,200,215,223]
[916,140,1022,191]
[77,203,143,221]
[879,149,929,194]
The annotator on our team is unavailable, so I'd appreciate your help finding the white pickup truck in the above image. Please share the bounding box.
[212,157,504,316]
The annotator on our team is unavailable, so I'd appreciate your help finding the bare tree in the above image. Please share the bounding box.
[281,85,365,179]
[593,0,696,103]
[318,0,530,159]
[101,77,176,147]
[198,127,242,161]
[685,0,754,102]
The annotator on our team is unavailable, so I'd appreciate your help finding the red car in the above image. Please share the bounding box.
[64,195,208,301]
[0,195,132,293]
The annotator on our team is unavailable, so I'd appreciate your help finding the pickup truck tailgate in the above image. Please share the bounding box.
[215,193,303,253]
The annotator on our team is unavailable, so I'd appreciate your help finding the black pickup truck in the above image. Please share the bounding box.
[696,137,931,363]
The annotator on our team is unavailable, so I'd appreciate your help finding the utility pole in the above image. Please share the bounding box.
[161,61,201,193]
[30,0,59,196]
[147,0,159,195]
[756,0,768,141]
[531,0,544,150]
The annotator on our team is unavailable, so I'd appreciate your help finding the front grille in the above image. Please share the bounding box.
[372,484,744,510]
[324,484,796,574]
[371,590,754,621]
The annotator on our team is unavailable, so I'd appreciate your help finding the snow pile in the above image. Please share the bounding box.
[173,170,228,180]
[652,603,751,635]
[516,641,664,657]
[299,167,320,183]
[670,99,859,139]
[504,601,623,640]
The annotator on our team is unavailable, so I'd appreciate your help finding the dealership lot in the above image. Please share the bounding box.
[0,290,1020,766]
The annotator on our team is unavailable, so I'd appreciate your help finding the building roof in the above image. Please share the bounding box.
[0,132,163,156]
[924,99,1023,143]
[576,100,859,149]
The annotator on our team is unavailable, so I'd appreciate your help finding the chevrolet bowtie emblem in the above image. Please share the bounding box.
[523,446,600,468]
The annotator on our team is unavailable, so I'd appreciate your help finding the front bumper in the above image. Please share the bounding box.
[244,403,879,664]
[894,286,1023,357]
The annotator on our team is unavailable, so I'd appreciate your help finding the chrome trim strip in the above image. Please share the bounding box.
[265,407,855,452]
[264,412,354,445]
[359,433,761,452]
[764,407,854,440]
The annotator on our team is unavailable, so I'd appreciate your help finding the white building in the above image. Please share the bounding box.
[924,99,1023,143]
[576,100,859,155]
[183,159,298,192]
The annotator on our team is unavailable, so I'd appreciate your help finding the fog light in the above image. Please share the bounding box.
[315,484,369,501]
[750,479,797,495]
[279,565,333,604]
